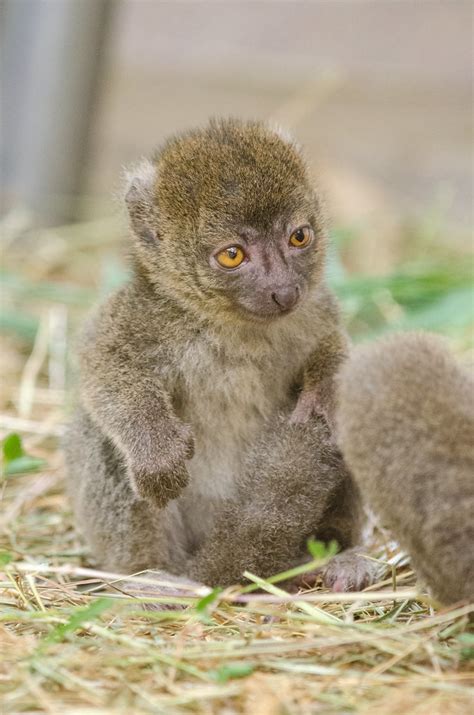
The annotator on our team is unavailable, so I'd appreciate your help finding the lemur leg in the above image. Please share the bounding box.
[64,408,201,609]
[64,407,190,578]
[185,413,374,590]
[65,408,379,596]
[291,478,384,592]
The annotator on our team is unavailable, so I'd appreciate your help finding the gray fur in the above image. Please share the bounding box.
[337,332,474,604]
[65,118,372,594]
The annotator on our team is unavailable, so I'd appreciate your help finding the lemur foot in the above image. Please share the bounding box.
[291,548,384,593]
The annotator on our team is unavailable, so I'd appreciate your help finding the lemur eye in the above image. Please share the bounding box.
[216,246,246,269]
[289,226,312,248]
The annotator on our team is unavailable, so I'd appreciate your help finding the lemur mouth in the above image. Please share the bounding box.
[238,302,300,322]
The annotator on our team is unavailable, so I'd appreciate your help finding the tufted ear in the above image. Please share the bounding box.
[124,159,159,243]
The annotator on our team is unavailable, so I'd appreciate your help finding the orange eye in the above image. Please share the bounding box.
[289,226,312,248]
[215,246,246,269]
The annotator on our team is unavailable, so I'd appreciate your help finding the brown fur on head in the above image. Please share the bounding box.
[125,118,327,323]
[336,332,474,605]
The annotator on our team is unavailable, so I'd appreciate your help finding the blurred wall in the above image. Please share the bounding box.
[87,0,472,233]
[1,0,472,236]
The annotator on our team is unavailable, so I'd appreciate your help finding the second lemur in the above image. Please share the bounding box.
[337,332,474,605]
[65,118,377,592]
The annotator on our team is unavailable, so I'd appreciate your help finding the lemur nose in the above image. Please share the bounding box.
[271,285,300,311]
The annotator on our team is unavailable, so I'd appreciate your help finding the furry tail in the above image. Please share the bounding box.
[336,332,474,605]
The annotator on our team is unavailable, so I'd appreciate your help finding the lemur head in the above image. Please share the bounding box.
[125,118,327,323]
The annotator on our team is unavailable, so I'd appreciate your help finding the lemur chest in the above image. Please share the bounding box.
[173,337,307,500]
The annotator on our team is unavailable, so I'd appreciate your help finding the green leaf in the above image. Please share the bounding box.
[45,598,113,643]
[3,433,47,476]
[195,587,222,613]
[0,551,13,566]
[5,456,47,476]
[307,538,339,561]
[194,587,222,624]
[397,287,474,332]
[211,662,254,683]
[457,633,474,661]
[3,433,23,461]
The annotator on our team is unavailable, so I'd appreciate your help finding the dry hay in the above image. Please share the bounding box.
[0,214,472,714]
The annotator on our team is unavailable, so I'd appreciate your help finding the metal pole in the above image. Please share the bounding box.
[1,0,114,227]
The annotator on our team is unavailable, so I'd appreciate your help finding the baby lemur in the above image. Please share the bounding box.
[337,333,474,605]
[65,118,376,593]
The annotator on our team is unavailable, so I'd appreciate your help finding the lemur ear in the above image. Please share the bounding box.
[124,159,159,243]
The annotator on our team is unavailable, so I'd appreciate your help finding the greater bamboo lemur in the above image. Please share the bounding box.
[336,332,474,605]
[65,118,377,594]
